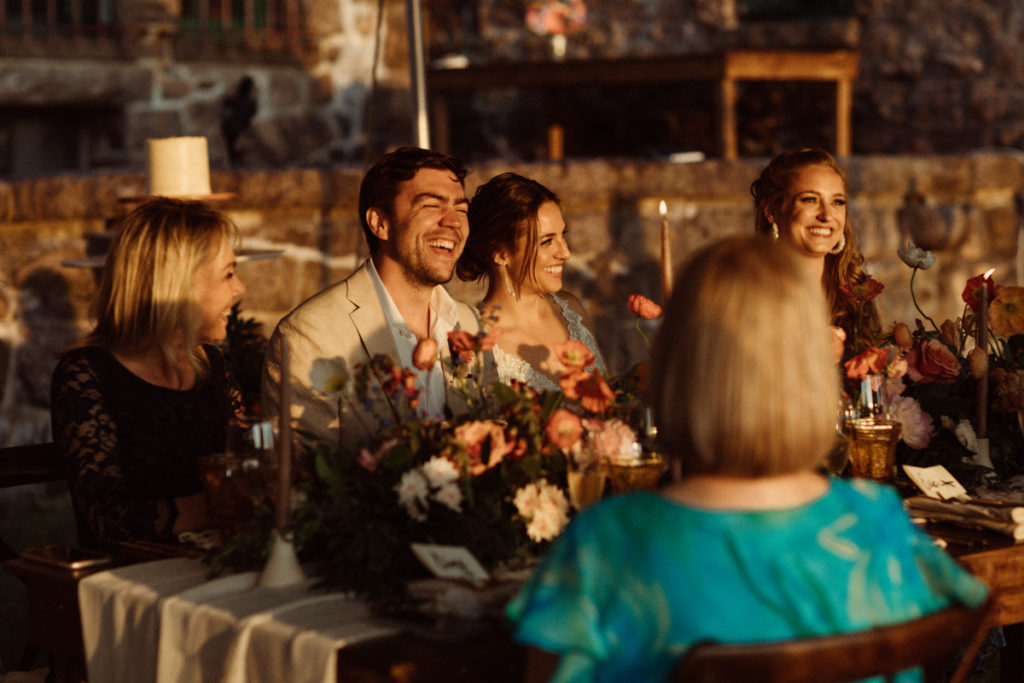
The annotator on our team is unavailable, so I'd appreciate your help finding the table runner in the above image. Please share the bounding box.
[78,557,401,683]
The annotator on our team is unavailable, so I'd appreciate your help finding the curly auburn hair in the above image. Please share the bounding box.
[750,148,880,350]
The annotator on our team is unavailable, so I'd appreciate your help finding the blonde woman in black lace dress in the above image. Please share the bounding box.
[50,198,247,548]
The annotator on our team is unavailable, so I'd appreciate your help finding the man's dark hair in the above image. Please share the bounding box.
[358,147,467,255]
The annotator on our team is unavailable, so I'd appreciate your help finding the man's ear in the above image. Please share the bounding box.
[367,208,389,242]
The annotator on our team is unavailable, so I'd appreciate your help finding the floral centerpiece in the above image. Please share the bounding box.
[207,300,660,597]
[839,242,1024,489]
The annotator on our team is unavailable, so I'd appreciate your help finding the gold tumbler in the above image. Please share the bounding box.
[845,419,902,481]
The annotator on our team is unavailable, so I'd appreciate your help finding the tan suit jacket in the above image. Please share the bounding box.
[262,261,481,451]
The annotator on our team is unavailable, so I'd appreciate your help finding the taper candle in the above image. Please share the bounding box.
[660,200,672,303]
[276,338,292,529]
[976,268,994,439]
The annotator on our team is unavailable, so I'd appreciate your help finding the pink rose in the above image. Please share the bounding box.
[545,408,583,450]
[906,339,960,384]
[628,294,663,320]
[887,395,934,449]
[583,418,639,462]
[412,338,438,371]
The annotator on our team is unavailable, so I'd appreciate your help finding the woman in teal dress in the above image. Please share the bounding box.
[505,236,988,683]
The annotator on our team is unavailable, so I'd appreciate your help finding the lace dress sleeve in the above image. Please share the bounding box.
[50,350,175,546]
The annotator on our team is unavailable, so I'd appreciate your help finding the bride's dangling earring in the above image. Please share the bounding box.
[502,264,518,301]
[770,222,779,240]
[829,233,846,255]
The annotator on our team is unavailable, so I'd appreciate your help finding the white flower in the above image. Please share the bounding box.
[513,483,541,519]
[309,357,349,396]
[953,419,979,454]
[897,241,936,270]
[517,480,570,542]
[395,469,429,510]
[422,456,459,488]
[433,483,464,513]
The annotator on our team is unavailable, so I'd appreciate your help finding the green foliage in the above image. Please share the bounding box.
[221,302,267,414]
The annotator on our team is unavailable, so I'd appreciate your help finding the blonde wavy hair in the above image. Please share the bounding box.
[78,198,239,383]
[651,236,840,477]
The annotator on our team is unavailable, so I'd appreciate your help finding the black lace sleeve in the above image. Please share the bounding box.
[50,350,175,547]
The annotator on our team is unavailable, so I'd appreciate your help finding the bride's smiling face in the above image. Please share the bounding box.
[514,201,571,295]
[772,164,847,260]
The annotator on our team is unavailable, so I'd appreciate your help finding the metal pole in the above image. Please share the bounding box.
[405,0,430,148]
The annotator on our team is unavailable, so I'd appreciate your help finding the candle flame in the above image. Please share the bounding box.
[659,200,667,216]
[984,268,995,279]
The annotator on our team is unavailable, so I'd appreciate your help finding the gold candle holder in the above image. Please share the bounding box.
[844,418,901,481]
[606,453,666,494]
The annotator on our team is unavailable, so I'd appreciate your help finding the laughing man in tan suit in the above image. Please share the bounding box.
[262,147,481,450]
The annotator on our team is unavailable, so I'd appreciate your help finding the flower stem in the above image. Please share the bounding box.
[635,318,651,353]
[909,267,940,333]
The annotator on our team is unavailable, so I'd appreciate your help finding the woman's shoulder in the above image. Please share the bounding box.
[551,291,587,317]
[54,345,112,375]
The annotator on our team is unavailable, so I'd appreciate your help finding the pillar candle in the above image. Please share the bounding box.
[660,200,672,303]
[276,339,292,529]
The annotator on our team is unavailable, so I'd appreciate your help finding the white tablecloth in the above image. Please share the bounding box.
[78,558,401,683]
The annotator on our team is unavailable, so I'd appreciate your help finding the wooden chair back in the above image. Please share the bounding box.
[0,441,65,560]
[673,600,992,683]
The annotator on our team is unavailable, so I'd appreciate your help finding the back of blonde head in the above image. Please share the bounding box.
[651,236,839,477]
[82,198,238,378]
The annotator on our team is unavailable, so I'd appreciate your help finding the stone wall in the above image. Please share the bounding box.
[4,1,1024,170]
[1,152,1021,445]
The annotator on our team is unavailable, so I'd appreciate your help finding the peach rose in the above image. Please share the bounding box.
[892,322,913,350]
[454,420,515,474]
[628,294,662,320]
[412,338,438,371]
[447,330,477,362]
[844,346,889,380]
[545,408,583,450]
[906,339,960,384]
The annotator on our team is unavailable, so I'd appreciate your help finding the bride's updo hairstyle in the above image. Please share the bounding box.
[651,236,839,476]
[458,172,560,298]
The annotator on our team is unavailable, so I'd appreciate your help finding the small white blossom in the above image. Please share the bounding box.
[516,479,570,542]
[953,419,979,454]
[422,456,459,488]
[897,241,936,270]
[395,469,429,510]
[433,483,464,513]
[513,483,541,519]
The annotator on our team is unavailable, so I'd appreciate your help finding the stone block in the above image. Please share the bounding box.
[126,109,185,148]
[984,205,1018,256]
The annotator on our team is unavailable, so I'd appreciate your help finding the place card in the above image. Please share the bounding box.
[902,464,969,501]
[410,543,490,585]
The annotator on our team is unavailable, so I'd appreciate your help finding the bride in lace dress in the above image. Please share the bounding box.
[457,172,607,392]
